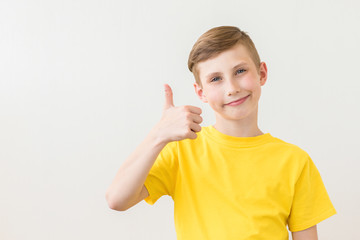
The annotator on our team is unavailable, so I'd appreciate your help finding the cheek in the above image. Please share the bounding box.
[241,77,257,90]
[206,91,224,105]
[208,90,222,99]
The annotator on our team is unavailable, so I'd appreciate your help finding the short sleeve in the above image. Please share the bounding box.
[143,141,178,205]
[288,154,337,232]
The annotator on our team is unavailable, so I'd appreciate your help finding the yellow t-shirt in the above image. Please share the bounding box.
[144,125,337,239]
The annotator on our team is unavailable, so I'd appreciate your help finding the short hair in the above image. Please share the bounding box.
[188,26,261,87]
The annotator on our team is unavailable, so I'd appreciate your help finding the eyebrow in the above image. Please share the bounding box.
[205,62,248,79]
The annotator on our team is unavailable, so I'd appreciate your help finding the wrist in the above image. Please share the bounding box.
[149,124,169,148]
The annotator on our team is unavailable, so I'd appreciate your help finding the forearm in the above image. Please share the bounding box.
[292,225,318,240]
[106,84,202,210]
[105,124,168,210]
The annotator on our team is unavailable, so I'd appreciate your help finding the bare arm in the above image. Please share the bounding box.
[105,126,167,211]
[292,225,318,240]
[105,84,202,211]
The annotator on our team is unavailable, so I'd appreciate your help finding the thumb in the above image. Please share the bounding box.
[163,83,174,110]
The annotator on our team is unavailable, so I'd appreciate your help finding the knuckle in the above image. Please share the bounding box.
[185,132,192,139]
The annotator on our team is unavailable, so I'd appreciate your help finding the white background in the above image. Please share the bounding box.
[1,0,359,239]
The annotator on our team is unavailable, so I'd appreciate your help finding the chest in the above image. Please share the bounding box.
[177,145,296,209]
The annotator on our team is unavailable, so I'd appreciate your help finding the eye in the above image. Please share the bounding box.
[210,76,221,82]
[236,69,246,75]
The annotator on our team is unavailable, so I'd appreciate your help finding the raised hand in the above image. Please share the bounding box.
[156,83,203,143]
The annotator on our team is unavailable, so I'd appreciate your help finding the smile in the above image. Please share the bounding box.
[225,95,250,106]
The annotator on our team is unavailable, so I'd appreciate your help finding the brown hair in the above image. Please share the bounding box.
[188,26,261,87]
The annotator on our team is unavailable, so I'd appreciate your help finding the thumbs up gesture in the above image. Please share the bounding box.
[155,84,203,144]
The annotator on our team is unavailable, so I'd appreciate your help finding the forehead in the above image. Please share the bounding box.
[197,43,254,80]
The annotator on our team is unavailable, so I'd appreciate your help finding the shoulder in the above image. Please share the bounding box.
[270,135,310,156]
[267,136,312,170]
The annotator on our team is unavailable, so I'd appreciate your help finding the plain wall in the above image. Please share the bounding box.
[1,0,359,239]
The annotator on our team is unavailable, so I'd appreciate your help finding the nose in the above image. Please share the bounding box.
[226,78,240,96]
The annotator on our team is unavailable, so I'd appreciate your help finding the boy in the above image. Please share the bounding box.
[106,26,337,240]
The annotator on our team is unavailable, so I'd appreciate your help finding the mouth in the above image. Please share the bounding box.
[225,95,250,106]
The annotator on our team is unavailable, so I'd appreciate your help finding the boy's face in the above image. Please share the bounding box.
[194,43,267,121]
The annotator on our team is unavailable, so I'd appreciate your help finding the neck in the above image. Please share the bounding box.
[213,105,263,137]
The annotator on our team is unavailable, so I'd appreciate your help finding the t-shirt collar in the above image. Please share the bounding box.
[203,125,273,148]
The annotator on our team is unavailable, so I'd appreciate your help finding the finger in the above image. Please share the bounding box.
[185,105,202,115]
[190,114,203,124]
[188,131,198,139]
[163,83,175,110]
[189,122,202,132]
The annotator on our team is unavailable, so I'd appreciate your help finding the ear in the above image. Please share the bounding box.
[193,82,208,103]
[259,62,268,86]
